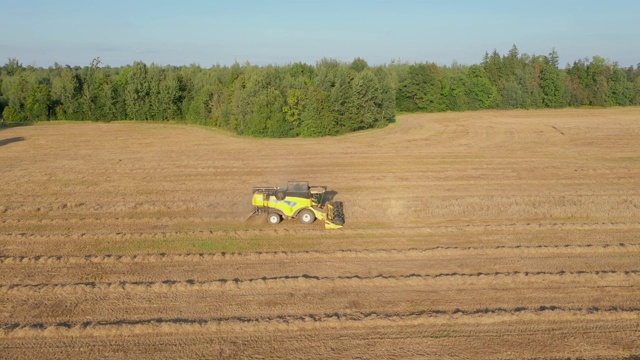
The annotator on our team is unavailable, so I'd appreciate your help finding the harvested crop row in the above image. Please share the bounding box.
[3,242,638,264]
[2,269,639,292]
[1,244,638,284]
[1,310,638,359]
[3,306,639,332]
[2,271,638,325]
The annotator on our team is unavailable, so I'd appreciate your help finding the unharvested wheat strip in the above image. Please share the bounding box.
[2,273,638,325]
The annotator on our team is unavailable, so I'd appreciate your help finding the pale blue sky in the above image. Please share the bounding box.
[1,0,639,68]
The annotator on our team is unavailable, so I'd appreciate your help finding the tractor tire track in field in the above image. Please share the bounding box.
[3,306,639,333]
[2,269,639,293]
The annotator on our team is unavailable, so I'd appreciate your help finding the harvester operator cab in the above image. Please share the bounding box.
[309,186,328,207]
[285,181,311,198]
[312,193,323,206]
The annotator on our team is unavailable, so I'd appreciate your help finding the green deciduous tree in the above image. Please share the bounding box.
[1,73,29,122]
[441,66,468,111]
[587,56,611,106]
[633,71,640,105]
[608,66,633,106]
[4,58,24,77]
[372,66,396,125]
[299,88,331,137]
[351,69,382,130]
[79,58,103,120]
[51,66,81,119]
[125,61,151,120]
[25,84,51,121]
[350,57,368,73]
[566,59,589,106]
[282,88,304,128]
[466,65,495,110]
[397,63,445,112]
[148,66,182,121]
[329,66,357,133]
[540,62,564,108]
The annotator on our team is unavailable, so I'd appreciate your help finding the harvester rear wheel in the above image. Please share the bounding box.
[298,209,315,224]
[267,213,281,225]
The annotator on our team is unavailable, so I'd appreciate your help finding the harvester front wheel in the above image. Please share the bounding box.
[267,213,281,225]
[298,209,315,224]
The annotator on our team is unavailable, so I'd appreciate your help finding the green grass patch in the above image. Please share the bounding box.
[615,156,640,163]
[431,331,451,339]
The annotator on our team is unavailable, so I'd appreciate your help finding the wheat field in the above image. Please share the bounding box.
[1,108,639,359]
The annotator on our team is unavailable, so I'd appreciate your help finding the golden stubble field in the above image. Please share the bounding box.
[1,108,639,359]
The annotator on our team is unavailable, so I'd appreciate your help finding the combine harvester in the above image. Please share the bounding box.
[249,181,345,229]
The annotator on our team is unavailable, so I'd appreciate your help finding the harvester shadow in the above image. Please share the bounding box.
[0,137,25,147]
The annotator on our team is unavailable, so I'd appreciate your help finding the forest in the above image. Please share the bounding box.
[1,46,639,137]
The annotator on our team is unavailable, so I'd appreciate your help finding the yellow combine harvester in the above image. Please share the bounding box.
[250,181,345,229]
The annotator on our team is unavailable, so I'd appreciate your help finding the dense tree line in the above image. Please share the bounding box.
[0,57,394,137]
[395,46,640,112]
[1,46,639,137]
